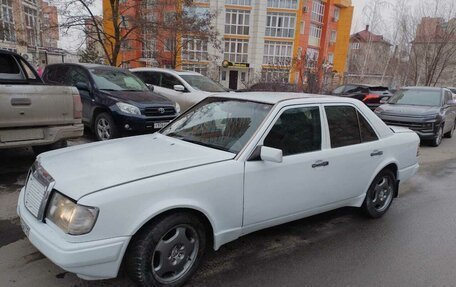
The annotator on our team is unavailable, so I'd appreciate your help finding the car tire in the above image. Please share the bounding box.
[362,169,396,219]
[431,125,444,147]
[94,112,119,141]
[444,122,455,138]
[32,140,68,156]
[126,213,207,287]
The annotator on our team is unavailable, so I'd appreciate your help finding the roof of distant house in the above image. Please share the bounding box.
[350,25,392,46]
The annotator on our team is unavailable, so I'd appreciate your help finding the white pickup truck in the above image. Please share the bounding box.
[0,50,83,154]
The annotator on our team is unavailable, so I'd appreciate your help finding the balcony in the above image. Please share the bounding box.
[334,0,352,8]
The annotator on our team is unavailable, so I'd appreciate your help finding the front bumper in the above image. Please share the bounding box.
[378,115,439,140]
[17,188,130,280]
[112,111,175,133]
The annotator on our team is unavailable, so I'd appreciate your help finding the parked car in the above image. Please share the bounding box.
[43,64,179,141]
[447,87,456,99]
[375,87,456,147]
[236,82,299,92]
[0,50,83,154]
[332,84,393,110]
[131,68,228,112]
[18,92,420,286]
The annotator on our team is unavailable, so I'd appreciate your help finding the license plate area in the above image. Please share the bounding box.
[0,128,44,143]
[154,122,169,129]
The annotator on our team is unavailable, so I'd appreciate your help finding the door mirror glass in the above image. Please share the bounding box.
[174,84,185,92]
[75,82,90,92]
[260,146,283,163]
[146,83,154,91]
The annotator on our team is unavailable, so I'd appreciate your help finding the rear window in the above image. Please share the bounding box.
[369,87,389,91]
[0,54,23,80]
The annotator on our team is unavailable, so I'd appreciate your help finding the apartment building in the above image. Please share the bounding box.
[104,0,353,90]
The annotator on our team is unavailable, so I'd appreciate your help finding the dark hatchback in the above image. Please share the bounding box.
[374,87,456,147]
[43,63,178,141]
[332,84,392,110]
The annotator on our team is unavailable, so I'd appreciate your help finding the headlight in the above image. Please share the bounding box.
[374,107,383,114]
[175,102,181,114]
[46,192,99,235]
[116,102,141,115]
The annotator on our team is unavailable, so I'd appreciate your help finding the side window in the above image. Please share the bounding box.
[137,71,160,86]
[358,113,378,142]
[325,106,361,148]
[18,59,37,80]
[44,66,70,85]
[264,106,321,156]
[68,67,90,86]
[325,106,378,148]
[0,54,23,80]
[332,85,345,94]
[161,73,182,89]
[344,85,359,94]
[444,91,452,104]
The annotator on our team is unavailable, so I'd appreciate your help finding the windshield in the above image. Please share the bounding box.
[161,98,272,153]
[389,89,442,106]
[90,68,148,91]
[180,75,227,92]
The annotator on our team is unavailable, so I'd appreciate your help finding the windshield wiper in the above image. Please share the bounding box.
[181,138,230,152]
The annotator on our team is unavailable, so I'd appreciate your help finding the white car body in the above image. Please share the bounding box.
[17,93,420,280]
[130,68,224,112]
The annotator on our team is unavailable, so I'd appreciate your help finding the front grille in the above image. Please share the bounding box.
[24,173,47,218]
[384,120,432,131]
[144,107,176,117]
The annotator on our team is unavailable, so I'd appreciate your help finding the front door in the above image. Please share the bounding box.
[244,105,333,227]
[229,70,238,90]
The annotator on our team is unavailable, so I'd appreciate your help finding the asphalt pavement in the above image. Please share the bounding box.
[1,134,456,287]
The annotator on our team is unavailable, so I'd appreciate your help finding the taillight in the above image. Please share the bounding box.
[363,94,380,102]
[73,94,82,119]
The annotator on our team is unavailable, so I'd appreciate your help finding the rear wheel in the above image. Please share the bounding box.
[362,169,396,218]
[94,112,119,141]
[126,213,207,287]
[431,125,444,147]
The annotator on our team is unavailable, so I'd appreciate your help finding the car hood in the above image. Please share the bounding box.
[101,90,174,106]
[378,104,440,117]
[37,134,235,200]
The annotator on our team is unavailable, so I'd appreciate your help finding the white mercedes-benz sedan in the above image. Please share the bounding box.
[17,93,420,287]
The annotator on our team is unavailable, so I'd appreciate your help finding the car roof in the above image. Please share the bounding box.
[207,92,360,105]
[401,86,445,91]
[130,67,201,76]
[45,63,129,72]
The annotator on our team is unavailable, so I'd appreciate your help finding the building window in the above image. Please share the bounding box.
[267,0,298,9]
[297,46,303,59]
[333,7,340,21]
[226,0,251,5]
[351,42,360,49]
[221,70,227,81]
[261,68,290,83]
[224,38,249,63]
[24,6,40,47]
[311,0,325,23]
[182,36,208,61]
[306,48,319,67]
[300,21,305,34]
[328,53,334,64]
[265,12,296,38]
[309,24,322,46]
[263,41,293,66]
[142,36,156,59]
[164,38,175,52]
[182,64,208,76]
[330,30,337,43]
[225,9,250,35]
[240,71,246,82]
[0,0,16,42]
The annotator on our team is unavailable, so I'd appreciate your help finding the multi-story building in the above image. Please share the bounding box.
[0,0,65,66]
[104,0,353,90]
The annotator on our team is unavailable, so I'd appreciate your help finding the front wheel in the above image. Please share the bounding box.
[94,112,119,141]
[362,169,396,218]
[126,213,207,287]
[431,125,444,147]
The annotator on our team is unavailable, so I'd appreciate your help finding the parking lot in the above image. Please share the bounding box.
[1,134,456,286]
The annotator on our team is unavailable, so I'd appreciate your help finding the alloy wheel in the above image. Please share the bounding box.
[97,118,111,140]
[152,224,199,284]
[371,176,393,213]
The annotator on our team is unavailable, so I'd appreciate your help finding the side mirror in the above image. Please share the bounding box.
[446,99,456,106]
[146,83,154,92]
[260,146,283,163]
[75,82,90,92]
[174,84,185,92]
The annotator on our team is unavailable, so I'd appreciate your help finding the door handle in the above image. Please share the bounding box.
[11,98,31,106]
[312,160,329,168]
[370,150,383,157]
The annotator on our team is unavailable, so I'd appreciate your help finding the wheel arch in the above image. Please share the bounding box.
[375,161,399,197]
[91,106,111,128]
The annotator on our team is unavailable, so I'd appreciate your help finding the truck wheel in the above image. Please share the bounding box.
[431,125,444,147]
[126,213,207,287]
[94,112,119,141]
[32,140,68,156]
[362,169,396,219]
